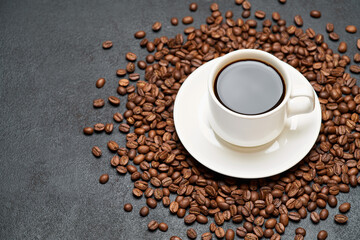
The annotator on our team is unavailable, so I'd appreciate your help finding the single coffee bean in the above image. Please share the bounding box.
[146,198,157,209]
[236,227,247,238]
[137,60,147,69]
[92,146,102,157]
[152,22,162,31]
[357,38,360,50]
[317,230,328,240]
[271,233,281,240]
[242,1,251,9]
[215,227,225,238]
[102,40,112,49]
[83,127,94,135]
[255,10,266,19]
[329,32,339,41]
[105,123,113,134]
[326,23,334,32]
[134,31,146,39]
[108,96,121,106]
[235,0,244,5]
[171,17,178,26]
[158,222,168,232]
[147,220,158,231]
[345,25,357,33]
[279,0,286,3]
[272,12,280,21]
[107,141,119,151]
[182,16,193,25]
[196,214,208,224]
[96,78,105,88]
[334,214,348,224]
[94,123,105,132]
[210,223,217,232]
[189,3,197,11]
[170,237,182,240]
[294,15,303,26]
[263,229,274,238]
[310,211,320,223]
[201,232,212,240]
[275,223,285,234]
[310,10,321,18]
[295,227,306,236]
[116,69,126,76]
[113,112,123,122]
[126,52,137,61]
[140,206,149,217]
[339,202,351,213]
[319,209,329,220]
[338,42,347,53]
[126,62,135,73]
[184,214,196,225]
[295,234,304,240]
[328,195,337,207]
[124,203,133,212]
[129,73,140,81]
[210,3,219,11]
[242,10,250,18]
[350,65,360,73]
[187,228,197,239]
[225,229,235,240]
[119,123,130,133]
[99,174,109,184]
[354,53,360,62]
[93,98,105,108]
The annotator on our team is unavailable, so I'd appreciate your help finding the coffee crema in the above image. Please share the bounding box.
[214,59,285,115]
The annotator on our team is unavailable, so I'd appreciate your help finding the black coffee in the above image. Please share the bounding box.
[214,60,285,115]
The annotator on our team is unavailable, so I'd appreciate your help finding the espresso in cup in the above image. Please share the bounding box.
[214,59,286,115]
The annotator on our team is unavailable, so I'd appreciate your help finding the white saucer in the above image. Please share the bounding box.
[174,58,321,179]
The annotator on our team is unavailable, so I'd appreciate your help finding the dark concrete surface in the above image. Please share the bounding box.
[0,0,359,239]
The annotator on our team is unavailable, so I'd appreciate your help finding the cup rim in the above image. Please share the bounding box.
[208,49,292,119]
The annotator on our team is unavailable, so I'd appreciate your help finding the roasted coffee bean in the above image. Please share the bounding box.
[94,123,105,132]
[93,99,105,108]
[137,61,147,69]
[146,198,157,209]
[354,53,360,62]
[182,16,193,25]
[159,222,168,232]
[187,228,197,239]
[215,227,225,238]
[338,42,347,53]
[134,31,146,39]
[279,0,286,3]
[334,214,348,224]
[310,211,320,223]
[294,15,303,26]
[126,52,137,61]
[124,203,133,212]
[99,174,109,184]
[140,206,149,217]
[310,10,321,18]
[108,96,120,106]
[339,202,351,213]
[126,62,135,73]
[152,22,162,31]
[83,127,94,135]
[271,233,281,240]
[357,38,360,50]
[119,123,130,133]
[196,214,208,224]
[116,69,126,76]
[171,17,178,26]
[317,230,328,240]
[201,232,212,240]
[329,32,339,41]
[242,1,251,9]
[350,65,360,73]
[102,40,112,49]
[244,233,258,240]
[210,223,217,232]
[147,220,158,231]
[346,25,357,33]
[113,112,123,122]
[225,229,235,240]
[210,3,219,11]
[184,214,196,224]
[295,234,304,240]
[328,195,338,207]
[255,10,265,19]
[263,229,274,238]
[92,146,102,157]
[170,237,182,240]
[319,209,329,220]
[295,227,306,236]
[189,3,197,11]
[107,141,119,151]
[96,78,105,88]
[275,223,285,234]
[105,123,113,134]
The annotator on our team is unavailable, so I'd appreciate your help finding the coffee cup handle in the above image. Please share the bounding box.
[287,86,316,118]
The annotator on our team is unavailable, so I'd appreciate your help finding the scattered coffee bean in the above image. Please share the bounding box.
[134,31,146,39]
[116,69,126,76]
[201,232,212,240]
[350,65,360,73]
[137,60,147,69]
[295,227,306,236]
[317,230,328,240]
[326,23,334,32]
[354,53,360,62]
[242,10,250,18]
[104,123,113,134]
[126,62,135,73]
[182,16,193,25]
[338,41,347,53]
[242,1,251,10]
[99,174,109,184]
[225,229,235,240]
[329,32,339,41]
[140,206,149,217]
[189,3,197,11]
[235,0,244,5]
[148,220,158,231]
[93,98,105,108]
[152,22,162,31]
[255,10,265,19]
[215,227,225,238]
[171,17,178,26]
[83,127,94,135]
[159,222,168,232]
[187,228,197,239]
[339,202,351,213]
[294,15,303,26]
[357,38,360,49]
[108,96,120,106]
[209,223,217,233]
[279,0,286,3]
[124,203,133,212]
[311,211,320,223]
[210,3,219,11]
[113,112,123,122]
[107,141,119,151]
[129,73,140,81]
[126,52,137,61]
[310,10,321,18]
[94,123,105,132]
[319,209,329,220]
[170,237,182,240]
[334,214,348,224]
[102,40,112,49]
[96,78,105,88]
[345,25,357,33]
[92,146,101,157]
[295,234,304,240]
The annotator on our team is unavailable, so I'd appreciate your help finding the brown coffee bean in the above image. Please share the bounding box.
[279,0,286,3]
[99,174,109,184]
[289,212,301,221]
[294,15,303,26]
[126,62,135,73]
[346,25,357,33]
[328,195,337,207]
[334,214,348,224]
[350,65,360,73]
[310,211,320,223]
[225,229,235,240]
[339,202,351,213]
[329,32,339,41]
[242,1,251,10]
[182,16,193,25]
[171,17,178,26]
[137,60,147,69]
[357,38,360,50]
[215,227,225,238]
[146,198,157,209]
[326,23,334,32]
[201,232,212,240]
[310,10,321,18]
[317,230,328,240]
[295,234,304,240]
[102,40,112,49]
[113,113,123,123]
[152,22,162,31]
[295,227,306,236]
[92,146,102,157]
[129,73,140,81]
[242,10,250,18]
[319,209,329,220]
[354,53,360,62]
[275,223,285,234]
[338,42,347,53]
[236,227,247,238]
[119,123,130,133]
[147,220,158,231]
[116,69,126,76]
[140,206,149,217]
[235,0,244,5]
[158,222,168,232]
[83,127,94,135]
[210,3,219,11]
[255,10,265,19]
[170,237,182,240]
[270,233,280,240]
[126,52,137,61]
[96,78,105,88]
[184,214,196,224]
[93,99,105,108]
[107,141,119,152]
[189,3,197,11]
[134,31,146,39]
[94,123,104,132]
[123,203,133,212]
[108,96,120,106]
[187,228,197,239]
[196,215,208,224]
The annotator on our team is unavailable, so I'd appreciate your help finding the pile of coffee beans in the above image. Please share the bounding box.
[83,1,360,239]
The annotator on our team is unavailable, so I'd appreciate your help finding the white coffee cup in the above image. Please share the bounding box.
[208,49,316,147]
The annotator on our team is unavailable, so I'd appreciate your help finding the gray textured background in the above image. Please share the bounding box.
[1,0,359,239]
